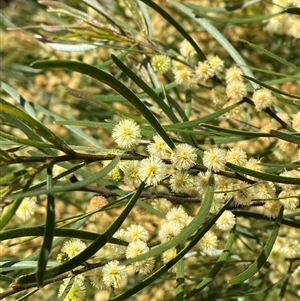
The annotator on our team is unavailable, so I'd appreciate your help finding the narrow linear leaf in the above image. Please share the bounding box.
[0,100,75,154]
[270,130,300,145]
[184,228,236,299]
[31,59,175,149]
[9,156,120,201]
[226,162,300,185]
[187,1,261,13]
[111,54,179,124]
[0,131,54,148]
[1,81,39,120]
[67,87,145,123]
[36,167,55,287]
[0,179,34,230]
[16,181,145,285]
[139,0,206,61]
[175,257,185,301]
[229,207,283,285]
[201,124,272,138]
[0,226,127,246]
[57,277,74,301]
[194,11,280,25]
[242,75,300,100]
[240,39,300,74]
[285,7,300,15]
[234,211,300,229]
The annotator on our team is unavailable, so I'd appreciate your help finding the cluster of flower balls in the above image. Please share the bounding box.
[55,113,299,299]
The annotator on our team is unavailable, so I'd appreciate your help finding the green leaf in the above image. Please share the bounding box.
[0,179,34,230]
[0,130,54,149]
[111,54,180,124]
[139,0,206,61]
[242,75,300,100]
[175,257,185,301]
[193,11,281,25]
[186,1,261,13]
[285,7,300,15]
[184,228,236,299]
[30,102,106,150]
[240,39,300,74]
[226,163,300,185]
[0,99,75,155]
[30,59,175,149]
[270,130,300,145]
[36,167,55,287]
[0,226,127,246]
[201,124,272,138]
[16,180,145,285]
[9,156,120,200]
[229,207,283,285]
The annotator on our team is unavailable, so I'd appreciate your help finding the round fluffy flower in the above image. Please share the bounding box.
[255,182,276,200]
[169,170,194,194]
[126,240,149,259]
[86,195,108,222]
[195,60,215,81]
[61,239,86,259]
[209,195,224,214]
[232,181,254,206]
[133,258,155,275]
[121,160,142,188]
[102,260,127,288]
[89,267,105,289]
[173,67,196,87]
[245,158,263,172]
[158,222,181,243]
[180,40,197,59]
[252,88,276,111]
[151,198,173,213]
[125,224,150,243]
[264,201,282,219]
[151,54,172,74]
[112,119,141,149]
[171,143,197,170]
[226,81,247,101]
[279,189,299,210]
[165,206,189,229]
[147,134,172,159]
[292,112,300,131]
[193,171,210,195]
[268,246,285,264]
[225,66,243,84]
[203,147,227,172]
[16,198,36,221]
[139,156,167,185]
[226,147,247,166]
[208,55,225,73]
[211,86,229,106]
[199,231,219,255]
[111,229,128,254]
[282,239,300,258]
[215,210,236,231]
[291,266,300,285]
[162,247,177,264]
[58,276,86,301]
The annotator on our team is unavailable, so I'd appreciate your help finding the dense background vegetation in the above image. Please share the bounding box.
[1,1,299,300]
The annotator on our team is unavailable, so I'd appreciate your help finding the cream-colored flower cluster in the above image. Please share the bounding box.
[264,0,300,39]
